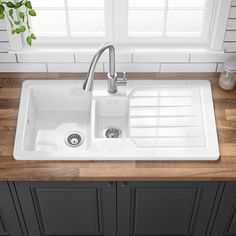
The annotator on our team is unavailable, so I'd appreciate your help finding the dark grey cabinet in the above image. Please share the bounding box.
[117,181,219,236]
[0,182,23,236]
[15,182,116,236]
[211,182,236,236]
[10,181,236,236]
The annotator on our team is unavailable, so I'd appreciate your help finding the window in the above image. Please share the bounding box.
[23,0,217,45]
[115,0,215,43]
[30,0,113,43]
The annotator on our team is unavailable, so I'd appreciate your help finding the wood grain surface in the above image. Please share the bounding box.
[0,72,235,181]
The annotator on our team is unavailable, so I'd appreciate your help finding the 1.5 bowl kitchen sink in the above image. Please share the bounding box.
[14,80,219,160]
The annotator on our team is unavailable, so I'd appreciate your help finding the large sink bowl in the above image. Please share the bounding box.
[14,80,219,160]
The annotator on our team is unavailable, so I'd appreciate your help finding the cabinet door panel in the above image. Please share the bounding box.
[132,187,200,234]
[211,182,236,236]
[15,182,116,236]
[0,182,23,236]
[32,188,101,234]
[117,182,219,236]
[0,215,7,235]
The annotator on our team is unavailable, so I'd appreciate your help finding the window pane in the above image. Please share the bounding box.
[166,10,203,33]
[129,10,164,34]
[31,10,67,35]
[68,0,104,8]
[69,10,104,34]
[128,10,164,33]
[31,0,64,8]
[129,0,165,8]
[168,0,206,8]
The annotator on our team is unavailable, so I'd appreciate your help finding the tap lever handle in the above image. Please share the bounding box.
[116,74,127,86]
[115,71,127,86]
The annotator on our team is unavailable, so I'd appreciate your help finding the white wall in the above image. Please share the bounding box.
[0,21,10,52]
[224,0,236,52]
[0,1,235,73]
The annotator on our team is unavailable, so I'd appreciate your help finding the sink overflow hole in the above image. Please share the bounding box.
[104,128,122,138]
[65,132,84,147]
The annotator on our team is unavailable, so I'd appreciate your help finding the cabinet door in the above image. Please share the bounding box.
[15,182,116,236]
[0,182,23,236]
[117,181,219,236]
[211,182,236,236]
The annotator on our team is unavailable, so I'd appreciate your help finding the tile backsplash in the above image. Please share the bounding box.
[224,1,236,52]
[0,1,235,73]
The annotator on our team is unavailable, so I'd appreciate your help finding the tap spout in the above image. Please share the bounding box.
[82,42,116,92]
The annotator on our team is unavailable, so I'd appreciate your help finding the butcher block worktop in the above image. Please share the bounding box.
[0,72,235,181]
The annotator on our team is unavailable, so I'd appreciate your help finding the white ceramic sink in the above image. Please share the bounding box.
[14,80,219,160]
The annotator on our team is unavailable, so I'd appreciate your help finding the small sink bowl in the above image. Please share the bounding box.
[94,96,129,138]
[14,80,219,160]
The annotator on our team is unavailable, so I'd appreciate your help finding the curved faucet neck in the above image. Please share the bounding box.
[82,42,116,92]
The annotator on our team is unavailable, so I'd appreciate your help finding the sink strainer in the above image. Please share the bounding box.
[104,128,122,138]
[65,132,84,147]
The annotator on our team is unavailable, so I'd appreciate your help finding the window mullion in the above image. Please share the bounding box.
[163,0,169,37]
[64,0,71,36]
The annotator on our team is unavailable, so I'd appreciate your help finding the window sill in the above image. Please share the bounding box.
[1,44,229,73]
[8,45,226,64]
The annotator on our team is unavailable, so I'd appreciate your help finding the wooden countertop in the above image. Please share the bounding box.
[0,73,236,181]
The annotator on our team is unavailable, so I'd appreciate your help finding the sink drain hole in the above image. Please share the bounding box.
[104,128,122,138]
[65,132,84,147]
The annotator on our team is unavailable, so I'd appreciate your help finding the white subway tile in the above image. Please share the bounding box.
[17,53,74,63]
[115,53,132,62]
[47,63,103,72]
[75,52,131,63]
[0,63,47,72]
[104,63,160,72]
[133,52,190,63]
[0,53,17,62]
[224,42,236,52]
[0,42,10,51]
[160,63,217,72]
[227,19,236,30]
[217,63,224,72]
[229,7,236,18]
[0,31,8,41]
[232,0,236,6]
[75,52,105,62]
[225,31,236,41]
[190,51,226,62]
[0,20,6,30]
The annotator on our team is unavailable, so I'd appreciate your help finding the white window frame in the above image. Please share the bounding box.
[114,0,215,44]
[6,0,232,51]
[34,0,113,44]
[210,0,232,49]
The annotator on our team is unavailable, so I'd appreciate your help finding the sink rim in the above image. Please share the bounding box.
[14,79,219,161]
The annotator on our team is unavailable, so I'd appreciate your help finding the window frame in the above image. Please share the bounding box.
[23,0,113,44]
[114,0,215,44]
[6,0,232,51]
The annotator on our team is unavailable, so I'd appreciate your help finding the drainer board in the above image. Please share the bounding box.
[129,87,205,148]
